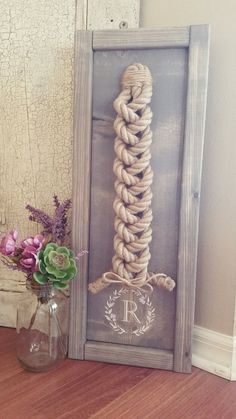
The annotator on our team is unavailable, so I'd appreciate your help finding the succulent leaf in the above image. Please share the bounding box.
[33,272,48,284]
[35,242,77,287]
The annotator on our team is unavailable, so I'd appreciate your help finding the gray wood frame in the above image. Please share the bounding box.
[69,26,210,373]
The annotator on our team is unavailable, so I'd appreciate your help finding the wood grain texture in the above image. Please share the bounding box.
[0,328,236,419]
[174,24,210,373]
[69,31,93,360]
[85,341,173,370]
[87,47,187,350]
[93,27,190,50]
[90,365,235,419]
[71,25,210,372]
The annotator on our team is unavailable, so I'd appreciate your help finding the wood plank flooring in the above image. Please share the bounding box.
[0,327,235,419]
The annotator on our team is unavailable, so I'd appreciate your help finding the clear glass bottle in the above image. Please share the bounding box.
[16,281,69,372]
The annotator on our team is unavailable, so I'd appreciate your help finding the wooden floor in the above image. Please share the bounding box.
[0,328,235,419]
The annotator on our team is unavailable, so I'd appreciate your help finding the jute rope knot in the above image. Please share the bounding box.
[88,63,175,294]
[88,272,175,295]
[122,63,153,88]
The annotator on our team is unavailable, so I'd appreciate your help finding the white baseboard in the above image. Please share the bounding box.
[192,325,236,380]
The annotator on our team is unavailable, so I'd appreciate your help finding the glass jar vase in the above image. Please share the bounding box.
[16,281,69,372]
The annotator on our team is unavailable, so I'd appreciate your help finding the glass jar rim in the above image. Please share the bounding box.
[26,279,53,292]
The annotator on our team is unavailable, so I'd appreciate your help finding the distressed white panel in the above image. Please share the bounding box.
[0,0,77,326]
[0,291,24,327]
[87,0,140,29]
[0,0,140,327]
[76,0,88,31]
[0,0,139,326]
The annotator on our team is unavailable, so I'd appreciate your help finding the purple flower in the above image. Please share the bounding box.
[19,234,44,271]
[0,230,18,256]
[26,196,72,245]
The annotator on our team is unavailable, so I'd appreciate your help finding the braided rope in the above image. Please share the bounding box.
[88,63,175,294]
[112,63,153,280]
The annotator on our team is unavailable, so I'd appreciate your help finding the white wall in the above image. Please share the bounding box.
[141,0,236,335]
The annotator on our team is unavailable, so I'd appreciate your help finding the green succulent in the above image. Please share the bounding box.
[33,243,77,289]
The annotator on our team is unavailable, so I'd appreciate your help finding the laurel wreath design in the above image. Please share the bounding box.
[104,287,155,336]
[104,288,127,334]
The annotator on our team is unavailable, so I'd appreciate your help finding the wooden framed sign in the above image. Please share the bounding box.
[69,26,210,373]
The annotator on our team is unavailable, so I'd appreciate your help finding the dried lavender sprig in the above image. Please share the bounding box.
[0,256,29,274]
[26,204,53,232]
[52,198,72,244]
[0,258,19,271]
[26,197,72,245]
[53,195,60,209]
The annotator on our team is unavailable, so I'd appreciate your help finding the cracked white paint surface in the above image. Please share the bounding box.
[0,0,140,326]
[0,0,76,325]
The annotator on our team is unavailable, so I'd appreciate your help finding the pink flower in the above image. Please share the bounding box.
[20,234,44,250]
[0,230,18,256]
[19,234,44,271]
